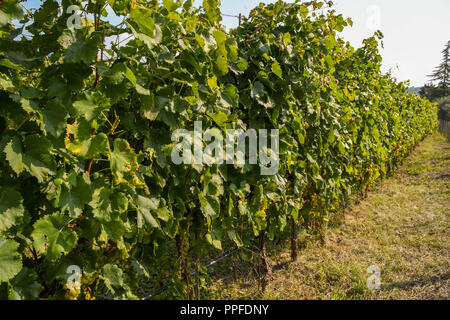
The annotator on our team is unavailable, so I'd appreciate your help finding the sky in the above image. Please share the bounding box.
[23,0,450,87]
[205,0,450,87]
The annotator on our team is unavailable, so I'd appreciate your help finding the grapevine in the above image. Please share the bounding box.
[0,0,438,299]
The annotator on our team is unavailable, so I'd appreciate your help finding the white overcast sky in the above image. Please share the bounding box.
[24,0,450,87]
[208,0,450,87]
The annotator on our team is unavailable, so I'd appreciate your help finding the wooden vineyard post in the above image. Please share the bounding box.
[259,232,272,292]
[291,218,298,261]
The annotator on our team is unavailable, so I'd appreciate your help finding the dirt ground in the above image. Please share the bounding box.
[219,132,449,300]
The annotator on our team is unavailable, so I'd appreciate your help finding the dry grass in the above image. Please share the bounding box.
[217,132,450,300]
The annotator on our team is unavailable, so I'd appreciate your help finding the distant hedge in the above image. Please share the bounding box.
[437,96,450,120]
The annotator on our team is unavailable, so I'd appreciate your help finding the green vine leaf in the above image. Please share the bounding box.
[0,239,22,283]
[8,267,43,300]
[0,187,24,232]
[4,135,56,183]
[58,173,92,218]
[271,60,283,79]
[31,213,78,262]
[102,264,124,293]
[110,139,139,185]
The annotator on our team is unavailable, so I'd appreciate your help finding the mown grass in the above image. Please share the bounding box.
[213,132,449,300]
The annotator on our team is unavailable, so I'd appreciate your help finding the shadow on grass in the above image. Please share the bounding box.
[381,272,450,291]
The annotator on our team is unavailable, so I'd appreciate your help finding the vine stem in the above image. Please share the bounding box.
[94,11,101,87]
[87,159,94,174]
[291,217,298,261]
[259,232,272,292]
[15,115,32,131]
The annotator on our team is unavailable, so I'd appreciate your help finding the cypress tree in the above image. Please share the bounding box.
[428,41,450,96]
